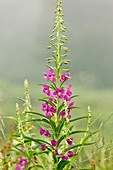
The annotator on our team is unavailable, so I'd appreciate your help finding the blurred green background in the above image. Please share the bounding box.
[0,0,113,141]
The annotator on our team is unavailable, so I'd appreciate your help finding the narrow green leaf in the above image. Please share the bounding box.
[26,112,48,119]
[50,80,57,89]
[57,135,66,146]
[12,144,28,157]
[70,116,88,123]
[82,130,99,144]
[39,99,56,107]
[24,136,51,147]
[69,106,80,110]
[57,102,64,115]
[57,130,87,146]
[27,118,50,124]
[3,116,18,124]
[49,119,56,132]
[71,95,79,99]
[36,151,49,155]
[57,160,70,170]
[56,118,65,137]
[28,165,43,170]
[69,125,74,132]
[70,130,87,136]
[64,142,95,153]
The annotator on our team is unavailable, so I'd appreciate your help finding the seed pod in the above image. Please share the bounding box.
[47,58,53,61]
[52,50,57,54]
[64,61,68,64]
[64,47,69,52]
[66,59,71,63]
[47,45,52,49]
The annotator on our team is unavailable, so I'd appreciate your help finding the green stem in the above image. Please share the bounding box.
[56,0,61,84]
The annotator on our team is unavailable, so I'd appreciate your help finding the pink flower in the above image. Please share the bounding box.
[53,88,65,99]
[54,150,59,155]
[60,111,66,119]
[44,70,56,82]
[44,130,50,137]
[67,137,73,146]
[67,151,74,157]
[68,114,71,119]
[41,144,46,151]
[68,102,74,108]
[19,158,28,166]
[62,155,68,160]
[16,157,28,170]
[50,106,56,113]
[16,165,24,170]
[40,127,45,135]
[42,103,48,112]
[46,112,54,118]
[64,84,72,101]
[43,84,51,96]
[60,73,70,82]
[51,140,57,147]
[20,147,25,151]
[42,102,56,118]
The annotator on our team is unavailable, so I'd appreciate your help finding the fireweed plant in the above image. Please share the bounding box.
[0,0,101,169]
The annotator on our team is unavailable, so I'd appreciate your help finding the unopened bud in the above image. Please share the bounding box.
[64,61,68,64]
[64,47,69,52]
[47,45,52,49]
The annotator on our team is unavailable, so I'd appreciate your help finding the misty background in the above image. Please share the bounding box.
[0,0,113,88]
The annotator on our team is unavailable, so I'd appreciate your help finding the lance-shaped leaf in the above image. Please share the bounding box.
[34,151,49,155]
[70,116,88,123]
[28,118,50,125]
[12,144,28,157]
[39,99,56,107]
[70,130,87,136]
[57,160,70,170]
[64,142,95,153]
[56,118,65,137]
[26,114,56,134]
[57,130,87,146]
[24,136,51,147]
[50,80,57,89]
[3,116,18,124]
[68,106,80,110]
[26,111,48,119]
[28,165,43,170]
[49,119,57,133]
[82,130,99,144]
[71,95,79,99]
[57,102,64,115]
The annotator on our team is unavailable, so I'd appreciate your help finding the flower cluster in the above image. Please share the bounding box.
[43,69,70,83]
[40,68,75,164]
[40,127,50,137]
[43,83,72,101]
[42,81,74,120]
[16,158,28,170]
[42,102,56,118]
[44,69,56,82]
